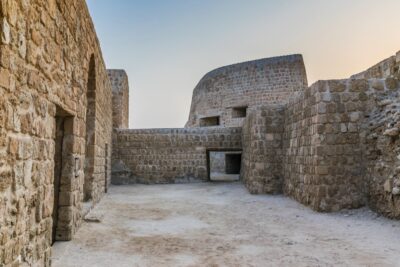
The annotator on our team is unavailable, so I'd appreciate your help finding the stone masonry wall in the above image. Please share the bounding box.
[351,51,400,80]
[241,105,284,194]
[108,69,129,129]
[0,0,113,266]
[237,52,400,217]
[112,128,242,184]
[363,82,400,219]
[186,55,308,128]
[283,81,367,211]
[282,78,400,213]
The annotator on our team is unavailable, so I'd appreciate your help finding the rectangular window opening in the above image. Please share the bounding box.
[232,106,247,118]
[199,116,220,127]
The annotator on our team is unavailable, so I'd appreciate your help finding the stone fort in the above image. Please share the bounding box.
[1,0,400,266]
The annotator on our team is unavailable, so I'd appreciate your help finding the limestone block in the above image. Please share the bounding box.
[266,133,274,141]
[1,18,10,44]
[329,81,346,92]
[318,103,326,114]
[0,68,10,90]
[350,79,368,92]
[385,77,398,90]
[340,123,348,133]
[371,80,384,91]
[349,112,360,122]
[18,33,27,58]
[383,127,399,137]
[392,187,400,195]
[0,161,12,191]
[322,92,332,102]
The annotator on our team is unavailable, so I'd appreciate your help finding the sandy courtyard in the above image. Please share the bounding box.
[52,183,400,267]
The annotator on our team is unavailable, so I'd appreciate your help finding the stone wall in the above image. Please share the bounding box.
[0,0,113,266]
[108,69,129,129]
[238,72,400,215]
[281,78,400,213]
[241,105,284,194]
[283,81,368,211]
[351,51,400,80]
[363,83,400,219]
[112,128,242,184]
[186,55,308,128]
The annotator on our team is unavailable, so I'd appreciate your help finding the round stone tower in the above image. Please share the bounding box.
[186,54,308,128]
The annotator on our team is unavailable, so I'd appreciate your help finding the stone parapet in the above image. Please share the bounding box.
[108,70,129,129]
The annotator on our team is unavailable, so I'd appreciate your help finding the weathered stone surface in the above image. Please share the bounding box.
[108,70,129,129]
[185,55,308,128]
[112,128,242,184]
[364,83,400,219]
[0,0,116,266]
[1,18,10,44]
[383,127,399,136]
[351,54,398,79]
[242,105,284,194]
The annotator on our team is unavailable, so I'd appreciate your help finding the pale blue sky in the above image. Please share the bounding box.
[87,0,400,128]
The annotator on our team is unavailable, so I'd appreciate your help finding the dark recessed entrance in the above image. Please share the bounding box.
[207,150,242,182]
[52,115,64,244]
[225,153,242,174]
[232,106,247,118]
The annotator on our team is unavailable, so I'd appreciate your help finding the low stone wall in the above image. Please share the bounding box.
[112,127,242,184]
[242,105,284,194]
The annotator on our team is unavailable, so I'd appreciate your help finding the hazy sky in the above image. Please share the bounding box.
[87,0,400,129]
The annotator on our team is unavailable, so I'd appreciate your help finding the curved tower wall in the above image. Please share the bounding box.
[186,54,308,128]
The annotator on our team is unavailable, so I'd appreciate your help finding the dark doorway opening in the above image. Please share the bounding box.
[225,153,242,174]
[105,143,109,193]
[52,115,64,244]
[52,107,74,243]
[207,150,242,182]
[84,55,96,202]
[232,106,247,118]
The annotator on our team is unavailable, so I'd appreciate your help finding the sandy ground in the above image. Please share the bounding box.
[210,172,240,181]
[52,183,400,267]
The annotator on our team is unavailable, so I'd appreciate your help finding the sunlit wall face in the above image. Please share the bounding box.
[87,0,400,129]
